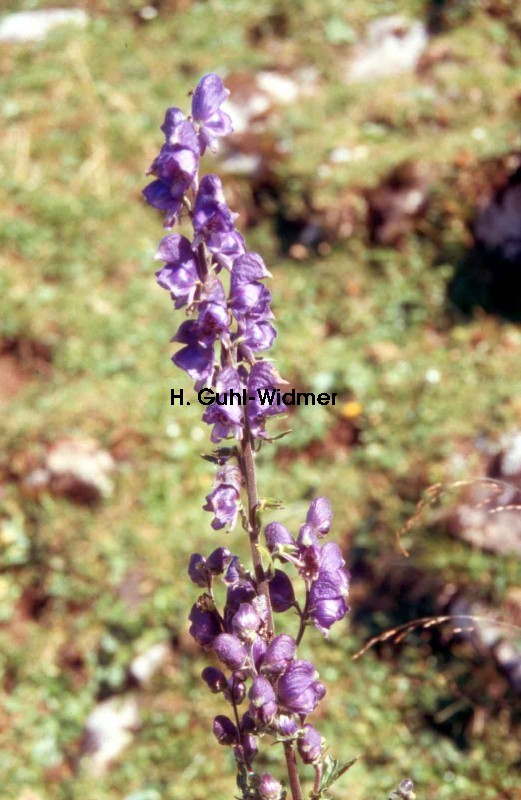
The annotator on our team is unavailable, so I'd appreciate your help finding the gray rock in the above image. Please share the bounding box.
[0,9,88,44]
[346,16,428,82]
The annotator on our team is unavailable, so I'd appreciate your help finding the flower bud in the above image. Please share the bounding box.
[232,603,261,641]
[261,634,296,675]
[206,546,233,575]
[241,710,256,733]
[213,633,247,670]
[297,723,323,764]
[188,553,208,587]
[269,570,296,613]
[226,579,256,613]
[243,732,258,763]
[224,556,242,585]
[188,604,221,647]
[201,666,227,693]
[249,675,277,724]
[306,497,333,536]
[265,522,295,552]
[395,780,415,799]
[277,715,298,737]
[251,635,268,671]
[225,677,246,705]
[213,714,237,745]
[258,773,284,800]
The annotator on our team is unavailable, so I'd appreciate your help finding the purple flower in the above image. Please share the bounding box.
[154,233,199,309]
[229,253,271,318]
[193,175,237,242]
[246,361,286,439]
[191,73,233,155]
[223,555,242,585]
[277,660,325,716]
[171,320,214,388]
[206,546,233,575]
[306,497,333,537]
[265,522,295,553]
[251,635,268,671]
[297,724,323,764]
[160,108,199,152]
[213,714,237,745]
[249,676,277,724]
[232,603,262,641]
[202,367,244,442]
[207,230,246,271]
[240,315,277,354]
[188,604,221,647]
[242,731,259,763]
[258,773,284,800]
[203,464,242,531]
[309,542,350,636]
[225,677,246,705]
[195,277,231,348]
[143,111,199,227]
[160,106,185,139]
[269,569,296,613]
[226,579,256,614]
[188,553,208,587]
[142,180,185,228]
[261,634,296,675]
[277,715,299,737]
[213,633,248,671]
[318,541,345,572]
[202,666,227,693]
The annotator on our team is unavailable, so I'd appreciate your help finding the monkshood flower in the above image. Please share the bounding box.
[232,602,262,642]
[258,773,285,800]
[188,603,221,647]
[261,634,297,675]
[188,553,208,587]
[249,676,278,724]
[306,497,333,537]
[203,464,242,531]
[143,109,199,227]
[206,546,233,575]
[171,319,215,388]
[193,175,237,242]
[213,714,238,745]
[277,660,326,717]
[309,543,350,636]
[202,666,227,693]
[246,361,286,439]
[191,73,233,155]
[202,367,244,443]
[155,233,198,309]
[269,569,296,613]
[264,522,295,553]
[297,724,323,764]
[214,633,248,671]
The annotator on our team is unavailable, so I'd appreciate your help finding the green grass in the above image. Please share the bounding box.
[1,1,521,799]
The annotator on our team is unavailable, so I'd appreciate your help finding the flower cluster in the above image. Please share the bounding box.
[145,74,352,800]
[187,495,350,793]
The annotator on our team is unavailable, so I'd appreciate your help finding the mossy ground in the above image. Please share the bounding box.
[1,1,520,799]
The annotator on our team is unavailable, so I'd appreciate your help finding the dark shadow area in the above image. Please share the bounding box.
[448,164,521,321]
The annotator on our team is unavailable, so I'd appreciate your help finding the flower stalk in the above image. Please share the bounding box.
[143,71,408,800]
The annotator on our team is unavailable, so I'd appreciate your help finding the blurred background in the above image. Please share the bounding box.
[1,1,521,798]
